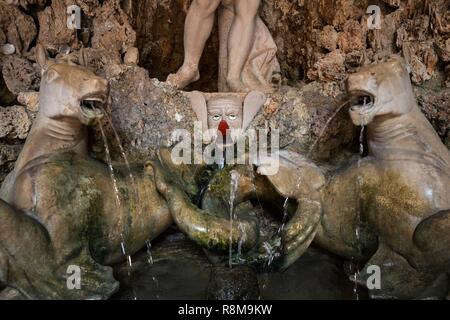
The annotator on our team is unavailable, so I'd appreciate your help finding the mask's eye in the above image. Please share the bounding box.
[228,114,237,121]
[212,115,221,121]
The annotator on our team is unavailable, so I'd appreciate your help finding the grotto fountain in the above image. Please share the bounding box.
[0,0,449,300]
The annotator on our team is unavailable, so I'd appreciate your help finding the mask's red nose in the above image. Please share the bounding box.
[218,120,229,137]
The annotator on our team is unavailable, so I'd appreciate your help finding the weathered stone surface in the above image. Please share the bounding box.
[428,0,450,34]
[369,9,403,56]
[0,3,37,54]
[0,105,32,140]
[258,0,448,87]
[382,0,401,8]
[446,64,450,88]
[91,64,198,162]
[1,0,448,88]
[415,85,450,139]
[75,47,111,76]
[396,15,440,84]
[124,47,139,65]
[316,25,339,52]
[435,38,450,63]
[5,0,47,10]
[91,0,136,64]
[308,50,347,82]
[0,44,16,55]
[249,82,354,161]
[337,20,367,54]
[2,56,40,96]
[17,91,39,112]
[0,144,22,185]
[74,0,100,16]
[91,63,355,164]
[37,0,78,52]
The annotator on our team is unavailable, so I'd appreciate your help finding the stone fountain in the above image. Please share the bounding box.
[0,0,449,301]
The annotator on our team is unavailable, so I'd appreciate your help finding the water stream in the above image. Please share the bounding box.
[278,198,290,235]
[101,107,143,215]
[100,108,161,299]
[307,100,350,158]
[229,170,240,268]
[98,121,137,299]
[352,98,369,300]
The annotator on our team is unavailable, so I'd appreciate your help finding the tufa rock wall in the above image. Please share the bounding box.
[0,0,449,184]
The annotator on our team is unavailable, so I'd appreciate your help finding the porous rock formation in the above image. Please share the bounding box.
[0,0,449,184]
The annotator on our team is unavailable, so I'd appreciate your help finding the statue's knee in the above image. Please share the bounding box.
[193,0,221,14]
[234,0,260,20]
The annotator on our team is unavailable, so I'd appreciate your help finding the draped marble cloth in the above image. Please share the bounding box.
[218,0,280,92]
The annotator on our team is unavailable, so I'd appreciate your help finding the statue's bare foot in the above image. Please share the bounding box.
[226,77,250,93]
[166,65,200,90]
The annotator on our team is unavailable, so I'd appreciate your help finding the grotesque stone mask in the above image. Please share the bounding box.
[207,96,243,136]
[189,91,266,146]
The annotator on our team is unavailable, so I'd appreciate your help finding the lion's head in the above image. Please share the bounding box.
[36,44,109,126]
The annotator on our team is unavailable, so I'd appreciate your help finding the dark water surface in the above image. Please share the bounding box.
[112,229,365,300]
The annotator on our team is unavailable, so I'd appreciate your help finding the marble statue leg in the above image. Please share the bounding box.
[226,0,260,92]
[166,0,222,89]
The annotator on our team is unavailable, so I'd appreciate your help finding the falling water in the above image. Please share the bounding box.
[101,107,161,299]
[249,167,265,213]
[101,107,142,216]
[262,241,276,267]
[101,106,153,267]
[146,240,154,265]
[236,223,245,259]
[307,100,351,158]
[218,151,225,170]
[248,167,282,267]
[352,98,368,300]
[152,276,160,300]
[229,170,240,268]
[278,198,290,235]
[98,122,137,300]
[144,240,160,298]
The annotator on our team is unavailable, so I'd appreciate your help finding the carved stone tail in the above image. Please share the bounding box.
[261,150,325,270]
[150,160,259,252]
[280,198,322,269]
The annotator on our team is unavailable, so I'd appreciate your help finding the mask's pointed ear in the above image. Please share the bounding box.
[188,91,210,142]
[243,91,266,131]
[189,91,208,127]
[36,44,48,70]
[79,47,88,68]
